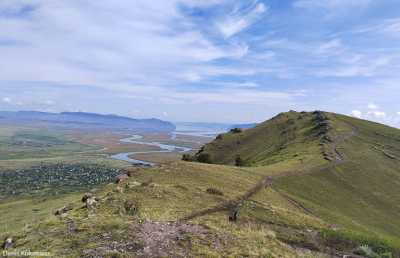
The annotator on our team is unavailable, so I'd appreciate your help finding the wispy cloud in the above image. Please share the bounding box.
[216,1,267,38]
[0,0,399,124]
[354,18,400,38]
[0,0,250,89]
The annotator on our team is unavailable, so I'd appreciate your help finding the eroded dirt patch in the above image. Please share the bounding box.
[134,221,217,258]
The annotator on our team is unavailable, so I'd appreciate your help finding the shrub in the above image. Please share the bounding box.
[320,229,397,257]
[182,154,194,161]
[235,155,245,167]
[354,245,379,258]
[197,153,211,163]
[230,128,242,133]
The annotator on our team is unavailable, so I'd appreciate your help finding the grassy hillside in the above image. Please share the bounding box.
[1,111,400,257]
[3,160,398,257]
[191,111,325,167]
[192,110,400,248]
[275,113,400,243]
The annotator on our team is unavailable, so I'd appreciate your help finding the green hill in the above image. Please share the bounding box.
[192,111,400,244]
[192,111,345,166]
[2,111,400,257]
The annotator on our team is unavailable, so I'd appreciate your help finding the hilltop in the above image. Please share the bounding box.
[1,111,400,257]
[191,111,400,244]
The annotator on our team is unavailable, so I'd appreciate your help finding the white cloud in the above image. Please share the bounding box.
[43,100,55,106]
[0,0,250,90]
[350,110,362,118]
[315,39,344,56]
[316,56,391,77]
[2,97,12,103]
[354,18,400,38]
[367,103,378,110]
[367,110,386,118]
[216,2,267,38]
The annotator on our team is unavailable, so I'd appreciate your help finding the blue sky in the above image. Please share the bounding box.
[0,0,399,126]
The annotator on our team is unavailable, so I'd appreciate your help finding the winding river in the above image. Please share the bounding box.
[110,134,193,166]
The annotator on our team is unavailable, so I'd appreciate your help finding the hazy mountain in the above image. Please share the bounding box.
[0,111,175,132]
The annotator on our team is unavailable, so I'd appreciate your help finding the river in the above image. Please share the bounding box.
[110,134,195,166]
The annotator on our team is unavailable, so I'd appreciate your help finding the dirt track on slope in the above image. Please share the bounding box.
[179,118,358,222]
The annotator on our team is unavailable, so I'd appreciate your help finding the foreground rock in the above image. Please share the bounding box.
[81,193,100,210]
[115,174,129,184]
[54,204,73,216]
[2,237,13,250]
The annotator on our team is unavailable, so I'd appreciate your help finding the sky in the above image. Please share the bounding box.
[0,0,399,126]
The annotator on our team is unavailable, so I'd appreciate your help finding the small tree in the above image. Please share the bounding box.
[197,153,211,163]
[230,128,242,134]
[182,154,194,162]
[235,155,244,167]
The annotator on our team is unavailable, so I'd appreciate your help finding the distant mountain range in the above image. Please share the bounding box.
[0,111,176,132]
[174,122,257,134]
[0,111,258,134]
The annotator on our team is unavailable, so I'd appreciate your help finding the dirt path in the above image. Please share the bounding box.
[179,118,358,222]
[331,118,358,164]
[179,176,273,222]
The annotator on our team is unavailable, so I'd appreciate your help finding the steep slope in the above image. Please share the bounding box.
[275,113,400,242]
[193,110,328,166]
[193,110,400,244]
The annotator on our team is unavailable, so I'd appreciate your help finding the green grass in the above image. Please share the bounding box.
[2,111,400,257]
[273,113,400,245]
[193,111,326,167]
[2,161,330,257]
[190,111,400,250]
[0,126,98,160]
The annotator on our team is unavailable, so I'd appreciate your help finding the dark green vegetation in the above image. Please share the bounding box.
[1,111,400,257]
[0,163,121,201]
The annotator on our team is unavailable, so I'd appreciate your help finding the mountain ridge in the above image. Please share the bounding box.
[0,110,176,132]
[188,110,400,244]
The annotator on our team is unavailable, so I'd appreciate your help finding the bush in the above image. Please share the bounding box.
[235,155,245,167]
[230,128,242,133]
[354,245,379,258]
[320,229,397,257]
[182,154,194,161]
[197,153,211,163]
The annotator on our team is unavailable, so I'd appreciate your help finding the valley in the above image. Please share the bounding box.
[0,111,400,257]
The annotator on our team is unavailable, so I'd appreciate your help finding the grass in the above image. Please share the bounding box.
[187,111,400,253]
[193,111,325,167]
[274,113,400,246]
[0,126,98,160]
[3,161,331,257]
[2,111,400,257]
